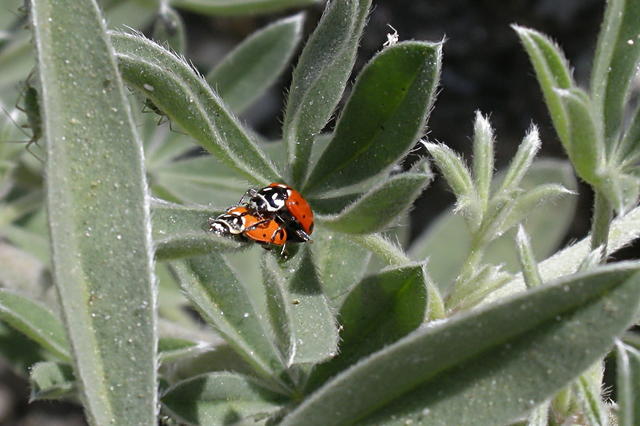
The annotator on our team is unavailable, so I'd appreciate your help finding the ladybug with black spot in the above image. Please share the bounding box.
[208,206,287,250]
[244,183,314,242]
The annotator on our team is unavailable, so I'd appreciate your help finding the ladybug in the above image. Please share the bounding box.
[244,183,314,242]
[208,206,287,248]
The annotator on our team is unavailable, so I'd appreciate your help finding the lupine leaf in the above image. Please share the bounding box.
[590,0,640,146]
[472,111,494,210]
[556,87,604,185]
[514,25,573,148]
[0,289,69,361]
[170,253,287,386]
[281,263,640,425]
[30,0,157,423]
[306,265,427,391]
[206,14,304,114]
[284,0,371,187]
[319,169,430,234]
[262,247,338,366]
[305,41,441,193]
[111,31,280,185]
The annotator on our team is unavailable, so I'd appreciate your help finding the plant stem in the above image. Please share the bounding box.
[590,190,612,256]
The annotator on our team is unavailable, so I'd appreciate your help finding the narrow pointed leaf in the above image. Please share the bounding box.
[514,25,573,148]
[151,199,244,259]
[307,265,427,391]
[281,263,640,425]
[425,142,474,200]
[0,289,69,361]
[29,361,75,402]
[472,111,494,209]
[262,247,338,366]
[206,14,304,114]
[556,87,604,185]
[497,125,541,194]
[616,341,640,426]
[320,169,430,234]
[169,0,319,16]
[30,0,157,423]
[284,0,371,187]
[305,41,441,192]
[590,0,640,145]
[162,372,287,425]
[111,31,280,185]
[170,253,287,383]
[515,226,543,288]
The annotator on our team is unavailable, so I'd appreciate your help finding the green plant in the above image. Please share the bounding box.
[0,0,640,425]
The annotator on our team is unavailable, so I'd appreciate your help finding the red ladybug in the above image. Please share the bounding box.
[244,183,314,242]
[208,206,287,247]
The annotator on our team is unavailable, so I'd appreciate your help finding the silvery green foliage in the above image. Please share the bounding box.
[0,1,638,425]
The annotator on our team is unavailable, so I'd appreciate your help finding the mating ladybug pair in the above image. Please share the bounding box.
[208,183,314,254]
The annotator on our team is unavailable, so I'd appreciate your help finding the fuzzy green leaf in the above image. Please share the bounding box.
[616,340,640,426]
[556,87,604,185]
[590,0,640,146]
[169,0,319,16]
[111,31,280,185]
[281,263,640,425]
[319,169,430,234]
[162,372,287,425]
[313,230,372,308]
[30,0,157,424]
[29,361,75,402]
[0,289,69,361]
[152,6,186,54]
[262,247,338,366]
[515,226,543,288]
[425,142,474,201]
[206,14,304,114]
[513,25,573,148]
[497,125,541,194]
[170,253,287,386]
[307,265,427,391]
[472,111,495,209]
[151,199,244,259]
[284,0,371,187]
[305,41,441,193]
